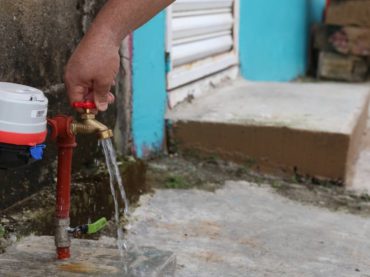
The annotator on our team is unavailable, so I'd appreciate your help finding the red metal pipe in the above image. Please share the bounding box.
[57,247,71,260]
[56,139,74,219]
[48,115,76,260]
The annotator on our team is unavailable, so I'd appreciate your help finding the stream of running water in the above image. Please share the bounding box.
[101,138,129,257]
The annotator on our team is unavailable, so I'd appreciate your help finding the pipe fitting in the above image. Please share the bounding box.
[55,218,71,248]
[47,115,76,147]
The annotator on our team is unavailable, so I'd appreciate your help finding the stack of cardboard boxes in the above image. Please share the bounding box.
[315,0,370,81]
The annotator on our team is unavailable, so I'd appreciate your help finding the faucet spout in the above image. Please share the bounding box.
[71,112,113,140]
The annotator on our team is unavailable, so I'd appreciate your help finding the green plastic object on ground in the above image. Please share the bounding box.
[87,217,108,234]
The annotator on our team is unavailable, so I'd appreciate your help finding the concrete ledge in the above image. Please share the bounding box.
[0,236,176,277]
[167,80,370,183]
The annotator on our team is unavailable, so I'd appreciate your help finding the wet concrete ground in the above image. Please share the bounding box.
[0,236,176,277]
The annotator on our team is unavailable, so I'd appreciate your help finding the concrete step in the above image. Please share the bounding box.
[351,105,370,193]
[166,79,370,186]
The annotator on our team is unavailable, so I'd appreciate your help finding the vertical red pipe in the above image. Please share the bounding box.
[48,116,76,260]
[55,143,74,259]
[56,146,73,219]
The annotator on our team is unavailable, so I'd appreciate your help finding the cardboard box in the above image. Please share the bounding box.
[326,0,370,27]
[317,51,368,82]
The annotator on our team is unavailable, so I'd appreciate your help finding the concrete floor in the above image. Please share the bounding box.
[127,181,370,277]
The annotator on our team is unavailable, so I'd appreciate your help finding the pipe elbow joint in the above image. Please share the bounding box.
[47,116,76,147]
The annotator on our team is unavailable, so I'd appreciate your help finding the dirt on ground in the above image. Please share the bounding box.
[1,154,370,253]
[147,155,370,216]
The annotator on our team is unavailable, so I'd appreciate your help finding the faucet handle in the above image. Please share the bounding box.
[72,101,96,110]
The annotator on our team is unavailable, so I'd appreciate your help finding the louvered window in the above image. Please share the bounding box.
[166,0,239,90]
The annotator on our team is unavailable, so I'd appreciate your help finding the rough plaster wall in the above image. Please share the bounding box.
[0,0,119,209]
[114,37,133,156]
[0,1,81,87]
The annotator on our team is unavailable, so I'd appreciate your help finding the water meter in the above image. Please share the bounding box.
[0,82,48,169]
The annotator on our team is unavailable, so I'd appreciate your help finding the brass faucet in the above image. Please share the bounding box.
[71,103,113,140]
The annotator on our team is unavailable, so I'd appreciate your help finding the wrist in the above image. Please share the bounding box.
[84,22,122,49]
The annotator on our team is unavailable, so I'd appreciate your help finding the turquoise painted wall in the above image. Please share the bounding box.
[240,0,325,81]
[132,12,167,158]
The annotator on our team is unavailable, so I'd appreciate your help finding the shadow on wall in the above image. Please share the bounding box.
[240,0,326,81]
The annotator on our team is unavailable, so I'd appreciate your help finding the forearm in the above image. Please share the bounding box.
[86,0,174,47]
[65,0,173,110]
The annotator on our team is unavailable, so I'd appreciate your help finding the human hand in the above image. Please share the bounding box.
[64,29,119,112]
